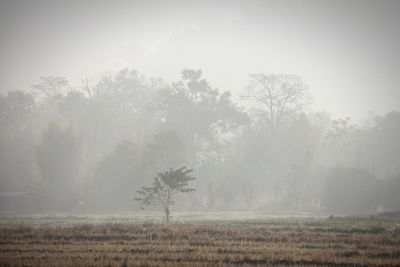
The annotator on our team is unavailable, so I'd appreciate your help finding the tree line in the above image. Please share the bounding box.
[0,68,399,215]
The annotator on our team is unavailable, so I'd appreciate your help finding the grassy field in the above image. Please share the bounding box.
[0,213,399,266]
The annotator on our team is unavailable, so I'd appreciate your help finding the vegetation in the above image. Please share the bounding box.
[0,68,400,214]
[135,167,196,223]
[1,2,400,266]
[0,216,399,266]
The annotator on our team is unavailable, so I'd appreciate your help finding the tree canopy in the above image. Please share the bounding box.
[135,167,196,222]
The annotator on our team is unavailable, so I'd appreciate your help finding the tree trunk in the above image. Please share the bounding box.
[165,207,170,223]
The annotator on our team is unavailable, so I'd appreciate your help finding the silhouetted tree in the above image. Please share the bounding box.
[91,140,142,211]
[32,76,70,100]
[365,111,400,178]
[0,91,37,199]
[325,117,356,147]
[142,131,186,175]
[377,174,400,212]
[94,68,160,147]
[158,69,249,163]
[323,166,377,214]
[0,90,35,136]
[243,74,310,133]
[135,167,196,223]
[36,122,84,210]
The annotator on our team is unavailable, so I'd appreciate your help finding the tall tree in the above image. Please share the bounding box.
[158,69,249,163]
[94,68,160,144]
[32,76,70,101]
[36,122,84,210]
[323,166,377,214]
[91,140,142,211]
[142,131,186,175]
[243,74,310,133]
[0,91,36,195]
[0,90,35,136]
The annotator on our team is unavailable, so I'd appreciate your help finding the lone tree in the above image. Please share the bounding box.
[135,167,196,223]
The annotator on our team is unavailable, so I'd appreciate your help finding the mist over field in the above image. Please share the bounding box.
[2,1,400,266]
[1,0,400,218]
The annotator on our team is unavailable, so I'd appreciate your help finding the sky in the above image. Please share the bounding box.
[1,0,400,121]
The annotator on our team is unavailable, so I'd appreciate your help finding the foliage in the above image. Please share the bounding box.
[141,131,186,174]
[0,91,36,198]
[0,90,35,135]
[323,166,378,214]
[32,76,70,100]
[158,69,249,162]
[90,140,142,211]
[35,122,84,210]
[135,167,196,222]
[1,68,400,214]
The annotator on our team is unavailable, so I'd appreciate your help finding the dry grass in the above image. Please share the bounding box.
[0,216,399,266]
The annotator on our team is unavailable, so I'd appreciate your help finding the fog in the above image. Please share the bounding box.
[1,0,400,216]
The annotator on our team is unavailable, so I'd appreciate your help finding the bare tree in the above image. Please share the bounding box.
[243,74,310,133]
[81,78,99,99]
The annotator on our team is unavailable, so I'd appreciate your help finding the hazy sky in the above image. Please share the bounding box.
[1,0,399,120]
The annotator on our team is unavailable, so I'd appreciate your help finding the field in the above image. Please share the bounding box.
[0,213,400,266]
